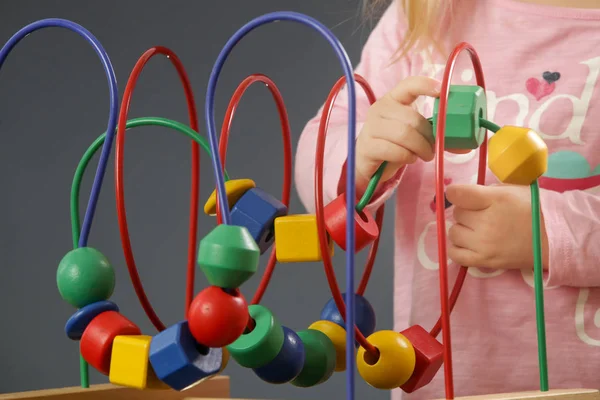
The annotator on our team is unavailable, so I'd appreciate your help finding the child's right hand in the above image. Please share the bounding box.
[355,76,441,192]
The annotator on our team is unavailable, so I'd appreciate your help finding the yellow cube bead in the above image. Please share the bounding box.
[274,214,333,263]
[204,178,256,215]
[488,126,548,185]
[109,335,167,390]
[309,320,347,372]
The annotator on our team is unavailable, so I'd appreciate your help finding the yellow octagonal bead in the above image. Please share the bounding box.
[309,320,347,372]
[488,126,548,185]
[356,330,416,389]
[204,178,256,215]
[109,335,167,390]
[274,214,333,263]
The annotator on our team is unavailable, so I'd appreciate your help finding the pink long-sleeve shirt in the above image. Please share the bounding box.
[295,1,600,398]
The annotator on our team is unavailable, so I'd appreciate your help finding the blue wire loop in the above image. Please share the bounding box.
[0,18,119,248]
[205,12,358,400]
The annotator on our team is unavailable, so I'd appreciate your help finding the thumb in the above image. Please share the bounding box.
[387,76,441,106]
[445,184,493,210]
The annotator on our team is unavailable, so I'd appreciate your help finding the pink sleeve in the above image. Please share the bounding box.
[294,2,410,214]
[542,189,600,287]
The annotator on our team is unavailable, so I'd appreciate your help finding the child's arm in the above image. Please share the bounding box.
[295,2,412,214]
[542,189,600,287]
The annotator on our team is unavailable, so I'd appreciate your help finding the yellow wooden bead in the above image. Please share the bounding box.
[203,178,256,215]
[309,320,347,372]
[488,126,548,185]
[109,335,168,390]
[356,330,416,389]
[219,347,230,374]
[274,214,333,262]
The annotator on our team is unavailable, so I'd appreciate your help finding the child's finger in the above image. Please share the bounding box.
[448,223,476,250]
[447,243,481,268]
[387,76,440,106]
[372,119,434,162]
[446,184,492,211]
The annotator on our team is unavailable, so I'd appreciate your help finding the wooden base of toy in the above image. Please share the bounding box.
[434,389,600,400]
[0,376,229,400]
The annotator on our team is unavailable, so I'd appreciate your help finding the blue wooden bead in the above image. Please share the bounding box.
[64,300,119,340]
[252,326,305,384]
[230,187,287,254]
[149,321,222,391]
[320,293,376,342]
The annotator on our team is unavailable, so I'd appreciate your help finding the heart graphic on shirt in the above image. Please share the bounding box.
[526,77,555,101]
[542,71,561,84]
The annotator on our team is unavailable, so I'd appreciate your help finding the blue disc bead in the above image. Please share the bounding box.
[65,300,119,340]
[230,187,287,254]
[252,326,305,384]
[320,293,376,342]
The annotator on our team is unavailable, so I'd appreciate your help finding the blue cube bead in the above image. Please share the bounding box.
[230,187,287,254]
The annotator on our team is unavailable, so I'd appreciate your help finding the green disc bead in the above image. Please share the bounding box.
[291,329,337,388]
[432,84,487,150]
[227,305,284,368]
[198,224,260,288]
[57,247,115,308]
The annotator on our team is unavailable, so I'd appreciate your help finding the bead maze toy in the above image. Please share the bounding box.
[1,10,599,400]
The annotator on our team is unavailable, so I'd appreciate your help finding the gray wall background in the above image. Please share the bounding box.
[0,1,395,399]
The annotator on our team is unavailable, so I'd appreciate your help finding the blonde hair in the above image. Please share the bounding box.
[363,0,451,60]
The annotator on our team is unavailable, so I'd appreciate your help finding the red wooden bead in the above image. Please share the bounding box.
[399,325,443,393]
[80,311,141,375]
[323,193,379,252]
[188,287,249,348]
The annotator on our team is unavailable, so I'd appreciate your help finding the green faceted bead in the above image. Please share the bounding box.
[57,247,115,308]
[227,305,284,368]
[198,224,259,288]
[291,329,336,387]
[432,85,487,150]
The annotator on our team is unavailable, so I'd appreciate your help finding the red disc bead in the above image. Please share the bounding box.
[80,311,141,375]
[323,193,379,252]
[188,286,249,348]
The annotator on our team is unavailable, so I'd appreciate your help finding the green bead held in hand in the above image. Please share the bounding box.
[57,247,115,308]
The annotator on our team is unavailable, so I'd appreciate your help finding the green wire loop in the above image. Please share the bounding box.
[70,117,230,387]
[71,116,230,247]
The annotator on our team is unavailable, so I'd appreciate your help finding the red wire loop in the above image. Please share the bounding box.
[114,46,200,332]
[315,74,380,355]
[214,74,293,307]
[435,42,487,399]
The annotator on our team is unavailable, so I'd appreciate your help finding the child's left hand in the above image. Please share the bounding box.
[445,184,549,270]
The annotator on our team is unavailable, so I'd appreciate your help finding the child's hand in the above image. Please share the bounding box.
[445,184,550,270]
[355,76,440,192]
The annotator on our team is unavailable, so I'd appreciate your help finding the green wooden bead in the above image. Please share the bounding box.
[227,305,284,368]
[198,224,260,288]
[291,329,337,388]
[57,247,115,308]
[432,85,487,150]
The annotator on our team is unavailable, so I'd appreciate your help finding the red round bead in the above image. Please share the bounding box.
[188,286,249,348]
[80,311,141,375]
[323,193,379,252]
